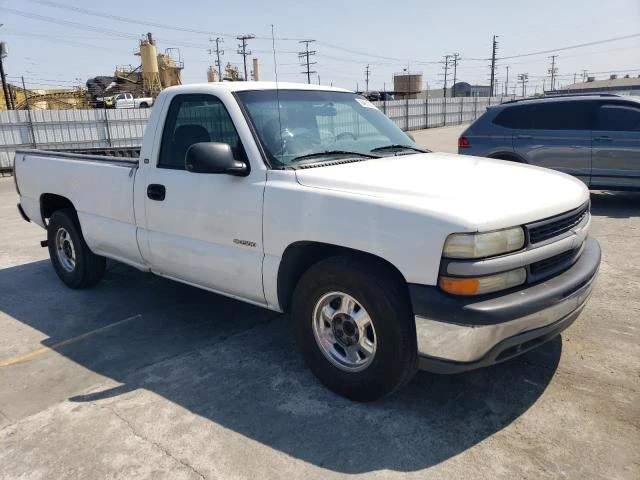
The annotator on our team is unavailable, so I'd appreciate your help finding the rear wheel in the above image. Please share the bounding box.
[47,209,106,289]
[292,255,418,401]
[139,102,149,108]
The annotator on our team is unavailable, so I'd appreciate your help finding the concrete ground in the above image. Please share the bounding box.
[412,124,467,153]
[0,130,639,479]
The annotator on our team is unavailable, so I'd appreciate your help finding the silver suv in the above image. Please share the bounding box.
[458,94,640,191]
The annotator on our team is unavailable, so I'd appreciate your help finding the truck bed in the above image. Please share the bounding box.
[15,147,140,166]
[15,147,143,268]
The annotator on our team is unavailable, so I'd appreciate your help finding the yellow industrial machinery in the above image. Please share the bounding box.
[138,33,162,97]
[207,66,218,82]
[9,87,89,110]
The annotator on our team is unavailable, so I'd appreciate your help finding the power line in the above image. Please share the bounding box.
[499,32,640,60]
[548,55,558,91]
[208,38,224,80]
[298,40,316,84]
[504,66,510,95]
[490,35,499,96]
[364,64,371,92]
[23,0,304,41]
[451,53,460,97]
[441,55,451,98]
[236,34,255,81]
[518,73,529,97]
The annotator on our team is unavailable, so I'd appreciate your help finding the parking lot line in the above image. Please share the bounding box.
[0,314,143,368]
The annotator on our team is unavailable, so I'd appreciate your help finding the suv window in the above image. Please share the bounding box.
[596,104,640,132]
[493,104,535,129]
[158,94,247,169]
[493,101,593,130]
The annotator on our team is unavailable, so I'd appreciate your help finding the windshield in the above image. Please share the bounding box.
[235,89,422,167]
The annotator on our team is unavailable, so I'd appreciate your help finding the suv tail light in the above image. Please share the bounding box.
[458,136,471,148]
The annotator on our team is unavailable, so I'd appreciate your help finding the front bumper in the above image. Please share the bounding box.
[411,237,601,373]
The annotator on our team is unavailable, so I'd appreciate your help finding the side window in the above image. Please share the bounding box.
[158,94,247,169]
[493,105,535,129]
[530,102,593,130]
[596,104,640,132]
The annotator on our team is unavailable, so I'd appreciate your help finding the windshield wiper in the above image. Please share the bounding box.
[292,150,382,163]
[370,144,428,153]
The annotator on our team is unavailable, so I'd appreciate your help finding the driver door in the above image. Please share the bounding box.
[141,93,266,304]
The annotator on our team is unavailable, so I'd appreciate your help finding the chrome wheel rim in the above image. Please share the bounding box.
[55,227,76,272]
[312,291,377,372]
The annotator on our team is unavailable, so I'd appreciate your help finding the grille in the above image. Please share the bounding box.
[527,204,589,244]
[530,249,577,275]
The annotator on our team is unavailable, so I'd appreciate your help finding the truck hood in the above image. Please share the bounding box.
[294,152,589,231]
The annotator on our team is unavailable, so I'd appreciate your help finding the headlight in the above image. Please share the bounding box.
[440,268,527,296]
[443,227,525,259]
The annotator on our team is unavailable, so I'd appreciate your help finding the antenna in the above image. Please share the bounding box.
[271,24,284,163]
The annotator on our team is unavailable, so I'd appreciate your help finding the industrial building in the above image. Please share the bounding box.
[551,75,640,95]
[450,82,492,97]
[393,72,423,99]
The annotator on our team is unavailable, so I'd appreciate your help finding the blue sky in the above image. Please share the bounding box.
[1,0,639,93]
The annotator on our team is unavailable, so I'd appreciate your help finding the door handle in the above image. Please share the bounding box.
[594,136,613,142]
[516,134,532,140]
[147,184,166,201]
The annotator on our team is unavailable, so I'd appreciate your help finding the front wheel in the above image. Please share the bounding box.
[47,209,106,289]
[292,255,418,401]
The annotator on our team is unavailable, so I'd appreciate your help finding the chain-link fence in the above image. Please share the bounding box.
[0,96,512,171]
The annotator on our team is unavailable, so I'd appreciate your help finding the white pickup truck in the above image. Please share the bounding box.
[14,82,600,400]
[111,92,153,109]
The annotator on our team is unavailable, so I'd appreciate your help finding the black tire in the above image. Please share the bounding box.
[47,208,106,289]
[292,255,418,401]
[139,102,149,108]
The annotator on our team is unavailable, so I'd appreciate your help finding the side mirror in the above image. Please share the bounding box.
[185,142,249,176]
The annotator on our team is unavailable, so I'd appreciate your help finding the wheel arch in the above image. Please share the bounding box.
[276,241,409,313]
[487,151,528,163]
[40,193,76,225]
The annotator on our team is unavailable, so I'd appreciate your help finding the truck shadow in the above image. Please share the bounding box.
[590,190,640,218]
[0,260,561,473]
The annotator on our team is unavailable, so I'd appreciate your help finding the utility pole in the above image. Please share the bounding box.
[442,54,451,98]
[451,53,460,97]
[518,73,529,97]
[0,41,12,110]
[504,66,509,96]
[236,34,255,81]
[548,55,558,91]
[573,72,577,85]
[364,64,371,92]
[582,69,588,82]
[21,76,36,146]
[208,38,224,81]
[298,40,316,84]
[489,35,499,97]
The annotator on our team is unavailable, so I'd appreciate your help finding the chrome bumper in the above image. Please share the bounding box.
[411,237,601,373]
